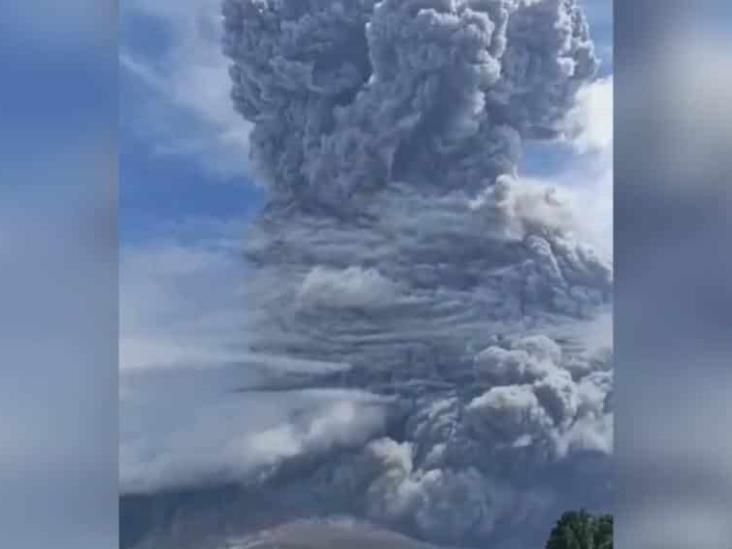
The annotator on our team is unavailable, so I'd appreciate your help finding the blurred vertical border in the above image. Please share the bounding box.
[0,1,118,548]
[615,0,732,547]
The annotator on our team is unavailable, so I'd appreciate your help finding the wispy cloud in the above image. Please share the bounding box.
[119,220,390,493]
[563,77,613,261]
[522,76,614,261]
[120,221,250,371]
[120,0,251,178]
[565,77,613,156]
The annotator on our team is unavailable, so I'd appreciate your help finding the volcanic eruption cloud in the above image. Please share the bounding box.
[222,0,612,546]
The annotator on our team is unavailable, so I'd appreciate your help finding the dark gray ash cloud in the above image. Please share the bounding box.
[222,1,609,546]
[122,2,612,548]
[223,0,597,207]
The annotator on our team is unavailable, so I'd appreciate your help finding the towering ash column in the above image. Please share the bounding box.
[223,0,612,546]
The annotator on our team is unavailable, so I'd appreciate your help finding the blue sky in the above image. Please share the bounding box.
[120,0,262,246]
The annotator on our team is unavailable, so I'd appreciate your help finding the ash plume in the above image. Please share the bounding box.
[130,1,613,547]
[222,0,597,207]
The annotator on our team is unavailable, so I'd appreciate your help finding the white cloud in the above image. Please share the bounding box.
[120,237,250,371]
[565,77,614,156]
[121,364,389,493]
[121,0,251,178]
[564,78,614,263]
[120,222,391,493]
[297,266,401,311]
[518,77,614,262]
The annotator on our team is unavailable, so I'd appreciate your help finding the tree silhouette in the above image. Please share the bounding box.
[545,510,613,549]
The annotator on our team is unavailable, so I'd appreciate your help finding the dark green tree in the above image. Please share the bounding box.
[545,510,613,549]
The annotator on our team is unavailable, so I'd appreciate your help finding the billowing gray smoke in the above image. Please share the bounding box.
[223,0,596,207]
[219,0,612,547]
